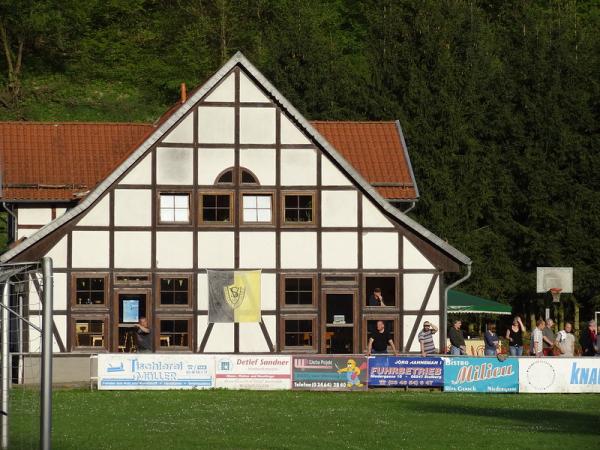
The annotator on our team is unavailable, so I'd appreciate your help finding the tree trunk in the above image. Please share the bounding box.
[558,301,565,330]
[217,0,228,64]
[0,21,24,105]
[573,295,580,333]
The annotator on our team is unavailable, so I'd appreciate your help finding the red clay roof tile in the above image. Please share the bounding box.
[0,120,417,202]
[0,122,153,201]
[312,121,416,199]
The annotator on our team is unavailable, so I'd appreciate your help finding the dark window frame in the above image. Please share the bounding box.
[70,314,109,352]
[155,315,194,351]
[280,314,318,352]
[214,167,261,186]
[70,272,109,310]
[279,274,317,310]
[215,168,234,185]
[362,273,400,309]
[198,191,234,226]
[240,168,259,185]
[281,191,317,227]
[156,274,193,311]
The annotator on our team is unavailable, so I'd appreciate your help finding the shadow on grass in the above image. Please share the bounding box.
[402,400,600,436]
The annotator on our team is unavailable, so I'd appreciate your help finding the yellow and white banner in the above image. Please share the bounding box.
[208,270,261,323]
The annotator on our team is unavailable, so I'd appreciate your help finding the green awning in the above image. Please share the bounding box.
[447,290,512,315]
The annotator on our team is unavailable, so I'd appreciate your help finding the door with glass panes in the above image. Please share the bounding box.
[113,288,151,352]
[321,289,358,354]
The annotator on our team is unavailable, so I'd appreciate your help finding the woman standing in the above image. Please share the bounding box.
[484,323,499,356]
[506,316,525,356]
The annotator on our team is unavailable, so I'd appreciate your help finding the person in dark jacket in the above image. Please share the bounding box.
[581,320,597,356]
[448,319,466,355]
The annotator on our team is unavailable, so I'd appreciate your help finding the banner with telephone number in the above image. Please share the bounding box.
[367,356,444,388]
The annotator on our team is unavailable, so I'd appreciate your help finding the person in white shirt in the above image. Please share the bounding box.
[555,322,575,357]
[532,319,545,357]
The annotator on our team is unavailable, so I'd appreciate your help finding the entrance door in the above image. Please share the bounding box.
[113,289,151,352]
[322,290,357,354]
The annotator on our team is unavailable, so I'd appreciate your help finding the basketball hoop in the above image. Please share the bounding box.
[549,288,562,303]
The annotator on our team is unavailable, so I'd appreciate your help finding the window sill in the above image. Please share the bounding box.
[71,305,109,311]
[281,347,318,353]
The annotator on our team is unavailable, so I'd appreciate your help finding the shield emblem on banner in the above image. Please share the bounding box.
[224,284,245,309]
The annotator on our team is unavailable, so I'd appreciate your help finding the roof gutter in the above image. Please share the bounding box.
[403,201,416,214]
[1,202,16,222]
[1,202,17,242]
[2,202,18,234]
[442,263,472,349]
[395,120,420,199]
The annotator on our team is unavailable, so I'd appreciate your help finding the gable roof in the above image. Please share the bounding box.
[0,122,417,202]
[0,52,470,266]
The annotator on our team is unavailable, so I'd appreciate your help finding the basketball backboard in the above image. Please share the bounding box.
[536,267,573,293]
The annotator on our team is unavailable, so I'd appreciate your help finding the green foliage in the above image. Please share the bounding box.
[0,0,599,316]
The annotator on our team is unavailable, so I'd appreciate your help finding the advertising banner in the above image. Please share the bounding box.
[292,356,368,390]
[215,355,292,390]
[367,356,443,388]
[519,358,600,393]
[443,357,519,393]
[98,354,215,390]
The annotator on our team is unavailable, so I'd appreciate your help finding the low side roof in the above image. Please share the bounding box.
[0,52,470,266]
[312,121,418,200]
[0,122,152,201]
[0,121,417,202]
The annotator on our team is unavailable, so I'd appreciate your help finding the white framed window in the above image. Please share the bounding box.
[242,194,272,223]
[159,193,190,223]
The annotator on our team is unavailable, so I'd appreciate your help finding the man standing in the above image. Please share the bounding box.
[448,320,465,355]
[366,320,398,355]
[418,321,438,356]
[555,322,575,357]
[542,318,556,356]
[135,316,152,353]
[532,319,545,357]
[367,288,386,306]
[581,320,597,356]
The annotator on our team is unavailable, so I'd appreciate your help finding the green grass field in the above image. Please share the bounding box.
[10,389,600,449]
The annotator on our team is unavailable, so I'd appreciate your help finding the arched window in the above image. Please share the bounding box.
[213,167,260,185]
[216,169,233,184]
[240,169,258,184]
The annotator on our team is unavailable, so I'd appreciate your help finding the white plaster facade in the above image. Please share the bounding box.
[3,54,468,356]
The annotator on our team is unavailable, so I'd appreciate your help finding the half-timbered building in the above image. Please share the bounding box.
[0,52,471,355]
